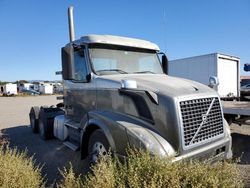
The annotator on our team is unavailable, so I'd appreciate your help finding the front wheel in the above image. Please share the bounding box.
[88,129,110,164]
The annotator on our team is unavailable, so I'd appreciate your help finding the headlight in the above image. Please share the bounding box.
[148,129,176,157]
[126,127,175,157]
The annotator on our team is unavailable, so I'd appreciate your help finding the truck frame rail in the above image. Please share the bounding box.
[222,101,250,125]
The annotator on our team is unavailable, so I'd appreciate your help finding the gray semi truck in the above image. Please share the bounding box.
[29,7,232,163]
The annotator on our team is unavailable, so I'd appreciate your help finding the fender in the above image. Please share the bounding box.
[80,110,157,159]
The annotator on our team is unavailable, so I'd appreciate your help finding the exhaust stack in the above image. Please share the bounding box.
[68,6,75,42]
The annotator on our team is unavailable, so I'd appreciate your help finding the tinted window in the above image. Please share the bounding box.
[74,49,88,81]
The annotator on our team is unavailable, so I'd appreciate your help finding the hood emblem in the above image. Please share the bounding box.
[201,114,208,123]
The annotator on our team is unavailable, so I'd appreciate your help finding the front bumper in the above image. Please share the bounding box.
[173,137,232,162]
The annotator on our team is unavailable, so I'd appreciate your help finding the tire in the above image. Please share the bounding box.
[29,106,40,133]
[56,102,64,108]
[88,129,110,164]
[38,108,52,140]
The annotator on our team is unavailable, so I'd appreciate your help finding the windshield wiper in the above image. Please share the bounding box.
[133,71,155,74]
[96,69,128,74]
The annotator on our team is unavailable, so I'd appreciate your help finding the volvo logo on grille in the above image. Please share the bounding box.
[202,114,208,123]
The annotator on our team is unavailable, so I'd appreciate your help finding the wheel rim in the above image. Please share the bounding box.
[91,141,107,163]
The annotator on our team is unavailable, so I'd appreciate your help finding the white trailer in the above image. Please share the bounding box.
[39,84,53,94]
[169,53,240,99]
[3,83,17,95]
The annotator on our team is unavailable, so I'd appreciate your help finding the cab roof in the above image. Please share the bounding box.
[74,34,160,51]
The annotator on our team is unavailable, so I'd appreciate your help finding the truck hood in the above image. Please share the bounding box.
[95,74,216,97]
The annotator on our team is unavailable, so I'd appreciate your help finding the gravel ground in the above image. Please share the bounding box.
[0,95,250,186]
[231,124,250,187]
[0,95,88,186]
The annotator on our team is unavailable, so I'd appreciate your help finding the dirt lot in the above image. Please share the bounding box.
[0,96,88,186]
[0,95,250,186]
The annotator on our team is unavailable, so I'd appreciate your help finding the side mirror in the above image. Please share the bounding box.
[209,76,219,89]
[86,73,91,82]
[61,45,75,80]
[161,54,168,74]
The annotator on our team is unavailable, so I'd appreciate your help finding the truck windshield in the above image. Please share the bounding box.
[89,48,163,75]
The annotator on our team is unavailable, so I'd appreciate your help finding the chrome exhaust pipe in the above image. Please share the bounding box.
[68,6,75,42]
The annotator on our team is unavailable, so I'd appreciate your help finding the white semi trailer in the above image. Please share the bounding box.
[2,83,17,96]
[169,53,240,100]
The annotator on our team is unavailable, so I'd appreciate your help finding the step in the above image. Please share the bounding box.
[65,121,81,130]
[63,141,79,151]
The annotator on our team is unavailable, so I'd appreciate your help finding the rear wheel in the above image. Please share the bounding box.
[38,107,53,140]
[29,106,40,133]
[88,129,110,164]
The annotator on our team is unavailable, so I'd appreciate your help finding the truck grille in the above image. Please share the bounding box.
[180,97,224,147]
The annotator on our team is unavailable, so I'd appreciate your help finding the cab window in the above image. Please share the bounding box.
[74,48,88,81]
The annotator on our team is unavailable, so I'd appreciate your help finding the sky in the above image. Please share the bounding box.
[0,0,249,81]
